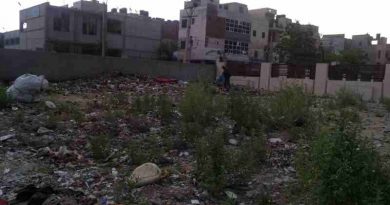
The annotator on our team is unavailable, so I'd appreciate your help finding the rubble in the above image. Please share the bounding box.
[2,74,385,204]
[130,163,162,187]
[6,74,49,103]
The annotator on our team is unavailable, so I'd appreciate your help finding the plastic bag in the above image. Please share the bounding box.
[6,74,49,103]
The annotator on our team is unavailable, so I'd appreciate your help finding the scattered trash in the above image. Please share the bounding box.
[191,199,200,204]
[37,127,53,135]
[45,101,56,109]
[154,76,178,84]
[3,168,10,175]
[0,134,15,142]
[130,163,162,187]
[268,138,283,144]
[0,199,8,205]
[7,74,49,103]
[228,138,238,146]
[225,190,238,199]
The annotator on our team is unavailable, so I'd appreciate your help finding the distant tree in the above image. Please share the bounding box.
[324,49,368,65]
[157,41,178,61]
[275,23,320,64]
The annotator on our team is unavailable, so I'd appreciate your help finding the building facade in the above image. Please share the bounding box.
[178,0,251,63]
[249,8,292,62]
[19,0,178,58]
[3,30,21,49]
[321,34,352,54]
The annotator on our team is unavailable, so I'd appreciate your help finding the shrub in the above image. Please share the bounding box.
[195,128,266,196]
[268,85,312,129]
[127,134,163,165]
[157,94,173,123]
[228,92,264,132]
[382,97,390,113]
[179,83,221,142]
[131,95,156,115]
[90,134,111,160]
[296,129,390,204]
[334,87,364,109]
[0,86,9,108]
[57,101,85,122]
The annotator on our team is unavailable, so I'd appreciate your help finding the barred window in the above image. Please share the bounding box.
[225,18,251,35]
[224,40,248,55]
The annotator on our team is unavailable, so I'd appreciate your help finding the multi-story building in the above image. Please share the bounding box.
[3,30,21,49]
[178,0,251,63]
[249,8,292,62]
[321,34,351,54]
[19,0,178,58]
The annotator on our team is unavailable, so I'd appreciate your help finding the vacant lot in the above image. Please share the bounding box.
[1,75,390,205]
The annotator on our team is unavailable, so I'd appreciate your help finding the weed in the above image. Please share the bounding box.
[89,134,111,160]
[382,97,390,113]
[229,92,263,132]
[296,129,390,204]
[179,83,221,142]
[267,85,312,130]
[131,94,156,115]
[334,87,364,109]
[127,134,163,165]
[0,86,9,109]
[195,128,266,196]
[157,94,173,123]
[57,101,85,122]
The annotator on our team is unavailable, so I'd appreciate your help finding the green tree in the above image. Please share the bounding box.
[157,40,178,61]
[275,23,320,64]
[324,49,368,65]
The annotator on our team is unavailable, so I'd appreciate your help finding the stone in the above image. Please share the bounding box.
[225,191,237,199]
[268,138,282,144]
[228,139,238,146]
[191,199,200,204]
[130,163,161,186]
[37,127,53,135]
[45,101,56,109]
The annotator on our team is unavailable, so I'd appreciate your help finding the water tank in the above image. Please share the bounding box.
[140,10,149,17]
[119,8,127,14]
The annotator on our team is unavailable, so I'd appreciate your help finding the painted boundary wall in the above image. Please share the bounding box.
[0,49,215,82]
[228,63,390,101]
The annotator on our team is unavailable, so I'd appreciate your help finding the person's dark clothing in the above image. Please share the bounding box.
[223,69,231,90]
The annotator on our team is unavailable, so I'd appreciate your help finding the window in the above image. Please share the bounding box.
[359,41,362,47]
[180,41,186,49]
[239,6,244,13]
[181,19,188,28]
[254,50,258,58]
[205,37,209,47]
[82,16,97,35]
[107,19,122,34]
[53,12,70,32]
[252,30,256,37]
[225,19,251,35]
[224,5,228,10]
[192,18,195,24]
[224,40,248,55]
[378,50,382,59]
[262,32,266,39]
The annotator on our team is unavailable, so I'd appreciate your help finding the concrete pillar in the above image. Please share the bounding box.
[314,63,329,96]
[260,63,271,91]
[383,64,390,98]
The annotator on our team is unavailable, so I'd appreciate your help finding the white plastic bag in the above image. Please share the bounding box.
[7,74,49,103]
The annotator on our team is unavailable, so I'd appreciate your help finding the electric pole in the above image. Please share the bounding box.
[102,1,108,57]
[182,0,197,63]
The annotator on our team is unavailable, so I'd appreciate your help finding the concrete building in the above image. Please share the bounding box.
[249,8,292,62]
[3,30,21,49]
[19,0,178,58]
[321,34,351,54]
[178,0,251,63]
[371,35,390,65]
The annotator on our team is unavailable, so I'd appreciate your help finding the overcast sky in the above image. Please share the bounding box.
[1,0,389,38]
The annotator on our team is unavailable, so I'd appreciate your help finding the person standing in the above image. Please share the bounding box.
[222,66,231,91]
